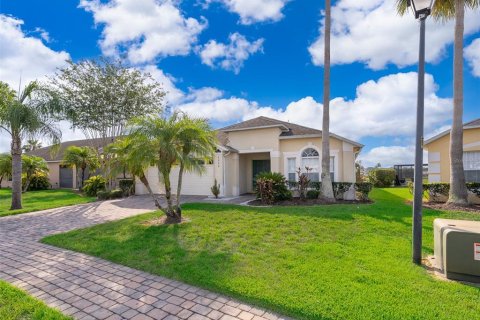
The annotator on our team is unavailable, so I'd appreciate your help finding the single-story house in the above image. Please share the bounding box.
[136,117,363,197]
[0,138,112,189]
[425,118,480,184]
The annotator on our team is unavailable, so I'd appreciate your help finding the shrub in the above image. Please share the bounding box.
[306,190,320,199]
[82,175,106,197]
[109,189,124,199]
[255,172,292,204]
[355,182,373,201]
[118,179,134,196]
[409,182,450,202]
[296,167,311,200]
[211,179,221,198]
[25,173,51,191]
[333,182,353,200]
[467,182,480,197]
[310,181,321,191]
[96,190,110,200]
[368,168,396,187]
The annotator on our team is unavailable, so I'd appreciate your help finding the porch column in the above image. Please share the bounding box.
[270,151,281,173]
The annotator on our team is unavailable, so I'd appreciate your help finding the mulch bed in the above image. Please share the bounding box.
[248,198,372,206]
[422,202,480,214]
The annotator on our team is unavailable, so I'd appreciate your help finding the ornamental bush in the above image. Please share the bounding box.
[255,172,292,204]
[25,173,51,191]
[333,182,353,200]
[355,182,373,201]
[306,190,320,199]
[119,179,134,196]
[466,182,480,197]
[368,168,396,187]
[82,175,106,197]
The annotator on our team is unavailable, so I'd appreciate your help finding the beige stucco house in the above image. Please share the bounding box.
[425,118,480,184]
[0,138,109,189]
[136,117,363,197]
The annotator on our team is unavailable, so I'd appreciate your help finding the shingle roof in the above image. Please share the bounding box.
[219,116,362,147]
[219,116,322,136]
[27,137,114,162]
[425,118,480,145]
[465,118,480,128]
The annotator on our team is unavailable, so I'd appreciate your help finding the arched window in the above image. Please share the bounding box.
[301,148,320,181]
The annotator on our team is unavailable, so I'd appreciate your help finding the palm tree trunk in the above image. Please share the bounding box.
[10,134,22,210]
[320,0,335,201]
[139,173,162,210]
[448,0,469,205]
[175,164,184,216]
[161,168,180,222]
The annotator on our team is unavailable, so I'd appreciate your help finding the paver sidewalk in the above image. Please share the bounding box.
[0,197,288,320]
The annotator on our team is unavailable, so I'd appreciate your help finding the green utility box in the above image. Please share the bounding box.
[434,219,480,283]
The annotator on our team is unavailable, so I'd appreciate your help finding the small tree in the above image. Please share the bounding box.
[211,179,221,199]
[22,139,42,152]
[22,155,49,192]
[49,59,165,189]
[62,146,99,189]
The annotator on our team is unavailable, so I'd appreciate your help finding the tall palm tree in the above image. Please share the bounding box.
[128,113,183,222]
[22,139,42,152]
[0,81,61,210]
[320,0,335,201]
[62,146,99,189]
[0,154,12,188]
[22,155,49,192]
[174,115,217,214]
[106,137,162,209]
[396,0,479,205]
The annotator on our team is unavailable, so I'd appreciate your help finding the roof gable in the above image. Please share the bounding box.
[219,116,362,147]
[425,118,480,145]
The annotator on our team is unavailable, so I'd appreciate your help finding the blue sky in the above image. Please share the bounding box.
[0,0,479,166]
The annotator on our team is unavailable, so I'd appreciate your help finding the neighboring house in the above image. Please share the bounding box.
[137,117,363,197]
[23,138,111,189]
[425,118,480,184]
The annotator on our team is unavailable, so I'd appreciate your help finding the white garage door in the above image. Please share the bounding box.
[136,165,215,196]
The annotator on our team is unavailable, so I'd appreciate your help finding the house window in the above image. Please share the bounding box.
[464,151,480,182]
[287,158,296,182]
[330,156,335,182]
[301,148,320,182]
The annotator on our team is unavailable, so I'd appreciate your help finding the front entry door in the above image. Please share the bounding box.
[252,160,271,189]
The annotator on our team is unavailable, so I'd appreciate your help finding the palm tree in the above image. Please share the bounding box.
[0,154,12,188]
[22,155,49,192]
[128,113,183,222]
[0,81,61,210]
[106,137,162,209]
[174,115,217,214]
[396,0,479,205]
[320,0,335,201]
[62,146,99,189]
[22,139,42,152]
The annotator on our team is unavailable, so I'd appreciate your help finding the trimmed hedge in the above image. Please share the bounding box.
[408,182,480,202]
[368,168,396,187]
[119,179,134,196]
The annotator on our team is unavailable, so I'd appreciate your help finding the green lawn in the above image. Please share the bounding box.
[0,280,70,320]
[42,188,480,320]
[0,189,95,217]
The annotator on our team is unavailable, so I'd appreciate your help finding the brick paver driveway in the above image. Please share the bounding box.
[0,196,287,320]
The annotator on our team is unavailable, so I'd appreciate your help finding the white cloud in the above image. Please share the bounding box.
[309,0,480,69]
[0,14,69,90]
[199,33,264,73]
[205,0,289,24]
[80,0,206,63]
[465,38,480,77]
[241,72,452,141]
[359,146,416,167]
[142,65,185,105]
